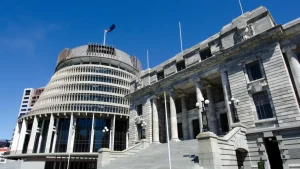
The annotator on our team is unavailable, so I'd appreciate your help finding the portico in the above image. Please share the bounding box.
[128,70,236,144]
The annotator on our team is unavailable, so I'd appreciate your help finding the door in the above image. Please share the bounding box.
[220,113,229,132]
[177,123,183,140]
[192,119,200,138]
[264,137,283,169]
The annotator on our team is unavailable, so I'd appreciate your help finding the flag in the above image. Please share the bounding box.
[106,24,116,33]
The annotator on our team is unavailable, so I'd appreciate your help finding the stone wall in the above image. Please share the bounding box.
[261,43,300,126]
[226,42,300,130]
[246,129,300,169]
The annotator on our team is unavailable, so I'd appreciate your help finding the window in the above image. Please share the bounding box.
[22,101,28,103]
[137,104,143,116]
[157,71,164,81]
[24,97,29,99]
[246,61,263,81]
[176,61,186,72]
[28,108,32,111]
[200,48,212,61]
[22,105,27,107]
[25,90,31,95]
[21,109,26,111]
[252,91,273,120]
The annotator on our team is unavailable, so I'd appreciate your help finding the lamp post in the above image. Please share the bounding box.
[102,126,109,149]
[229,97,240,122]
[196,99,210,132]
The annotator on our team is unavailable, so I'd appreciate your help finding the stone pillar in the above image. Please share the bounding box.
[282,44,300,97]
[197,132,222,169]
[169,90,180,141]
[180,94,190,140]
[10,122,21,155]
[45,114,54,153]
[67,114,75,153]
[90,113,95,152]
[128,103,137,147]
[27,116,38,153]
[152,97,160,144]
[16,119,27,154]
[52,119,59,153]
[97,148,111,168]
[206,84,219,135]
[195,81,204,134]
[111,115,116,150]
[221,70,233,129]
[37,119,45,153]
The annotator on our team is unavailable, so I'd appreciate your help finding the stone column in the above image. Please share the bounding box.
[152,97,160,144]
[169,90,180,141]
[10,122,21,155]
[16,119,27,154]
[45,114,54,153]
[37,119,45,153]
[195,81,204,134]
[67,114,75,153]
[221,69,233,129]
[52,119,59,153]
[111,115,116,150]
[282,44,300,97]
[90,113,95,152]
[27,116,38,153]
[206,84,219,135]
[179,94,190,140]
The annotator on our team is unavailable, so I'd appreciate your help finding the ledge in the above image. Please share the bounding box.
[254,117,277,124]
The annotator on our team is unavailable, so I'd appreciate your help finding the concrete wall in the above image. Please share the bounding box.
[0,161,45,169]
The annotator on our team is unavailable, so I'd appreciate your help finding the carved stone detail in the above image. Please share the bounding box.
[234,24,254,44]
[247,78,268,94]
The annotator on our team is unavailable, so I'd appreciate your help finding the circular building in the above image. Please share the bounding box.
[9,44,139,167]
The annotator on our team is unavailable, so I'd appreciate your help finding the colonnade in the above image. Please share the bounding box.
[150,70,234,143]
[10,113,128,155]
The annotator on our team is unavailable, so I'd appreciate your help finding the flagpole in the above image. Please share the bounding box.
[238,0,244,14]
[179,22,183,53]
[103,30,107,46]
[147,50,150,69]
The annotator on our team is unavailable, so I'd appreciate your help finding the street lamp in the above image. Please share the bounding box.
[229,97,240,122]
[141,121,147,139]
[102,126,109,133]
[196,98,210,132]
[102,126,109,148]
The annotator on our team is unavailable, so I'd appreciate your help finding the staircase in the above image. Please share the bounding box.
[109,141,145,161]
[100,139,201,169]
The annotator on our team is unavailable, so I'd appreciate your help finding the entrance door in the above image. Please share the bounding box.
[192,119,200,138]
[264,137,283,169]
[177,123,183,140]
[220,113,229,132]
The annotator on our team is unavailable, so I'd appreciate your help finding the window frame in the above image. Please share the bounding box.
[251,90,275,121]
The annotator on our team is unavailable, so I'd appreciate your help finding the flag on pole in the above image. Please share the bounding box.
[106,24,116,33]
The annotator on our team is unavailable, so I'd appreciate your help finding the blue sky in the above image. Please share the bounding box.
[0,0,299,139]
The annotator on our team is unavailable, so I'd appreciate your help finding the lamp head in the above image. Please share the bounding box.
[204,100,209,105]
[231,97,235,102]
[195,102,200,107]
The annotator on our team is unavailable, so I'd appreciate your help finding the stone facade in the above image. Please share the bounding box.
[128,6,300,169]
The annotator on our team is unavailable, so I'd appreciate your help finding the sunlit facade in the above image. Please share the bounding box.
[8,44,139,168]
